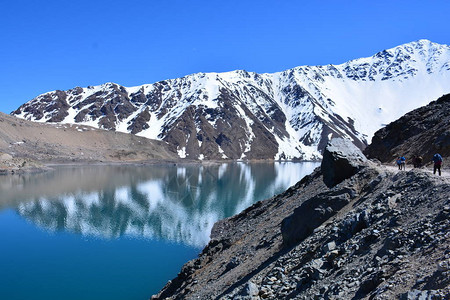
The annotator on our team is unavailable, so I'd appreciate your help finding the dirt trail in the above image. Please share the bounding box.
[383,163,450,179]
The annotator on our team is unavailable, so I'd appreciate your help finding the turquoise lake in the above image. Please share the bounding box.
[0,162,319,300]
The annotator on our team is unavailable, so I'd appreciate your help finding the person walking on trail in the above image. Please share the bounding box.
[433,153,443,176]
[396,156,406,170]
[413,155,423,168]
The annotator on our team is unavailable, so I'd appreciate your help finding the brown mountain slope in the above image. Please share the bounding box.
[0,112,177,168]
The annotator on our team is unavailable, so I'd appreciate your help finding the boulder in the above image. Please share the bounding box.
[321,138,367,187]
[400,289,447,300]
[0,152,13,161]
[281,188,355,247]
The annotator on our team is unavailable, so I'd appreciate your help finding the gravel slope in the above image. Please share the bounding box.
[0,112,178,173]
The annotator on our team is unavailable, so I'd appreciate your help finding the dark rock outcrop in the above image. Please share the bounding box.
[321,138,368,187]
[281,187,356,247]
[364,93,450,163]
[281,138,366,246]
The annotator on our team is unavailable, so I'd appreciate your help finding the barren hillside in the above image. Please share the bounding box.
[0,112,177,172]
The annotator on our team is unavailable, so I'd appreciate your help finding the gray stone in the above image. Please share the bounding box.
[324,241,336,252]
[242,282,259,297]
[225,257,240,271]
[400,289,446,300]
[437,260,449,272]
[0,153,13,160]
[321,138,368,187]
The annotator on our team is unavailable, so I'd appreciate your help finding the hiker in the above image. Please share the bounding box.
[413,155,423,168]
[396,156,406,170]
[396,157,402,170]
[400,156,406,170]
[432,153,443,176]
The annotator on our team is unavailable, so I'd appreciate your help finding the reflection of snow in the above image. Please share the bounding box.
[234,163,256,214]
[274,161,319,188]
[136,181,165,211]
[17,162,319,247]
[217,163,228,179]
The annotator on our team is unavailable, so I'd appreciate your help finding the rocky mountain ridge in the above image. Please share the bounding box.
[152,138,450,299]
[13,40,450,160]
[364,93,450,163]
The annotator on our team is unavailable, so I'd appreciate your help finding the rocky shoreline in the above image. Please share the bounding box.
[152,138,449,299]
[0,153,51,175]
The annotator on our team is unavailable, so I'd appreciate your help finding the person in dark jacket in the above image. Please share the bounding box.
[432,153,443,176]
[413,155,423,168]
[396,157,402,170]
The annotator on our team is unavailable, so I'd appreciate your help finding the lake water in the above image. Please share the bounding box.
[0,161,319,300]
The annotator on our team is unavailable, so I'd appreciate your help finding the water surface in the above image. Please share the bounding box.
[0,162,318,300]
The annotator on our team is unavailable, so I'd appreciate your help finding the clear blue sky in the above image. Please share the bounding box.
[1,0,449,113]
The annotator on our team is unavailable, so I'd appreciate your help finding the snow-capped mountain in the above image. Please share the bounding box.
[12,40,450,160]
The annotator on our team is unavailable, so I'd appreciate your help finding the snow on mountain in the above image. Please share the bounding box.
[12,39,450,160]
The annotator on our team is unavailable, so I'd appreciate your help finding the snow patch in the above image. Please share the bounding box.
[177,147,187,159]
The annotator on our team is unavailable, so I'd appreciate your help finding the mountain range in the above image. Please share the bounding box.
[12,39,450,160]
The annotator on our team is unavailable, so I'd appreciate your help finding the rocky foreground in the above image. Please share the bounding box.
[152,138,449,299]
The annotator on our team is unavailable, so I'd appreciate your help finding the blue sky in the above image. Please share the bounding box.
[1,0,449,113]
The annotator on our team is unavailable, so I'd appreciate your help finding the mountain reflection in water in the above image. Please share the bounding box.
[5,162,319,247]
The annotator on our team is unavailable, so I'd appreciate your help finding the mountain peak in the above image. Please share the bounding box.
[410,38,446,47]
[12,41,450,161]
[382,39,450,58]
